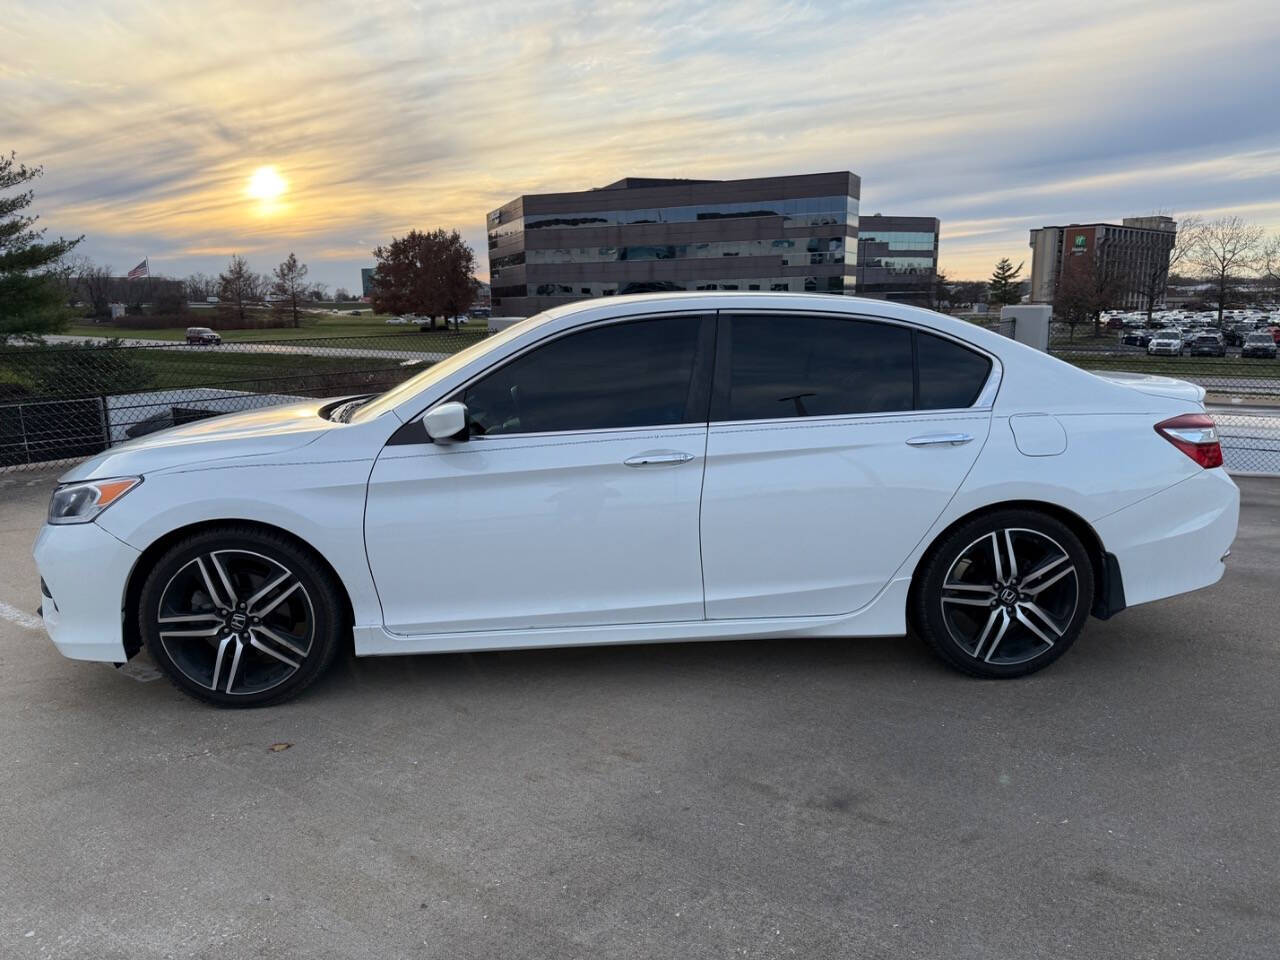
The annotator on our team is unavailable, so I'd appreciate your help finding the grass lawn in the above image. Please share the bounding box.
[128,349,406,389]
[63,312,486,343]
[1056,350,1280,381]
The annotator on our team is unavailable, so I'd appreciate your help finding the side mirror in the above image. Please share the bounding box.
[423,401,469,442]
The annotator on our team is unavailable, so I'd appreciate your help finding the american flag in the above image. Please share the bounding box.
[126,258,149,279]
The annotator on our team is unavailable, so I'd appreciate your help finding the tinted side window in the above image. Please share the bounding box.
[460,316,702,435]
[915,332,992,409]
[720,314,914,420]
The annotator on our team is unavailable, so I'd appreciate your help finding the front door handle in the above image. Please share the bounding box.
[906,433,974,447]
[624,450,696,467]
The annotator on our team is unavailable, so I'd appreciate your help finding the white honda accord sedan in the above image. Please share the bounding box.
[34,293,1239,707]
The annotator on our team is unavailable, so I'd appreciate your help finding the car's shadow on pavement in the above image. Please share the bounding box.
[50,583,1241,722]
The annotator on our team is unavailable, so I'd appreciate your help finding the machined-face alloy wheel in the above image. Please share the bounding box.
[155,549,316,697]
[914,510,1094,678]
[940,528,1078,667]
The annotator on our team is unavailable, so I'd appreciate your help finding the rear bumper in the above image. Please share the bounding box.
[32,522,139,663]
[1093,469,1239,609]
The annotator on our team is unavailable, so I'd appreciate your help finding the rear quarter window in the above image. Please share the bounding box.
[915,332,993,409]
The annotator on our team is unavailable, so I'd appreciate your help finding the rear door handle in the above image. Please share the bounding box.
[624,450,695,467]
[906,433,974,447]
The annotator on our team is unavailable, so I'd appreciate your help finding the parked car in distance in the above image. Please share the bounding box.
[419,316,470,331]
[384,316,413,325]
[1242,332,1278,359]
[1121,329,1154,348]
[1147,329,1185,356]
[1188,332,1226,357]
[185,326,222,345]
[34,292,1240,707]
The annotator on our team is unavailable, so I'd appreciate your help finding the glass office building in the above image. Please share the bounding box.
[855,215,941,306]
[487,173,860,316]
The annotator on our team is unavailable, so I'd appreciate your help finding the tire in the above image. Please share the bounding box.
[138,526,345,707]
[911,509,1095,679]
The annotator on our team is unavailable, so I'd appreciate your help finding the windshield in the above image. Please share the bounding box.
[1248,333,1272,342]
[1155,330,1179,337]
[348,318,536,424]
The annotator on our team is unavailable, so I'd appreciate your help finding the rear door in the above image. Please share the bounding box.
[699,311,996,619]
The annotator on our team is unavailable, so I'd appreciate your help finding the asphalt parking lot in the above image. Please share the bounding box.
[1,468,1277,959]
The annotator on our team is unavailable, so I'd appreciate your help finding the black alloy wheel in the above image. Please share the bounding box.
[138,527,344,707]
[912,509,1094,678]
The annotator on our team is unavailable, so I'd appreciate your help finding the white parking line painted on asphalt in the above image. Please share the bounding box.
[0,600,44,632]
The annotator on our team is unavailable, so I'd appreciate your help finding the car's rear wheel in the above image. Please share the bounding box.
[912,509,1094,678]
[138,527,344,707]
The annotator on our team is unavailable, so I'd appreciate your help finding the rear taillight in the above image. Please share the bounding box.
[1155,413,1223,469]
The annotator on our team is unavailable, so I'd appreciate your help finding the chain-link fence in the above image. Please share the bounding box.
[1046,321,1280,475]
[1,329,492,469]
[4,322,1278,474]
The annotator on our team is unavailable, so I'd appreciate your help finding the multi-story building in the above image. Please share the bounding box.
[1029,216,1177,310]
[855,215,941,306]
[486,172,860,316]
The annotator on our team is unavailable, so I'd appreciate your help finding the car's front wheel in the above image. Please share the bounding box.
[138,527,345,707]
[912,509,1094,678]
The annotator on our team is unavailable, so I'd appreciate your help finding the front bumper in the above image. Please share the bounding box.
[1148,345,1181,355]
[33,522,141,663]
[1093,468,1239,609]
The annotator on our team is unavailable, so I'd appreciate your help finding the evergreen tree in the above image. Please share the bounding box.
[0,151,82,342]
[987,258,1024,307]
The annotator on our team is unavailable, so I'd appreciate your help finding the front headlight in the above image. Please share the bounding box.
[47,477,141,525]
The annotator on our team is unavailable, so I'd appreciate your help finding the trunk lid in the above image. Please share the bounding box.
[1087,369,1206,405]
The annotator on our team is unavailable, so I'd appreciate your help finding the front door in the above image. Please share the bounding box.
[699,311,995,619]
[364,312,714,636]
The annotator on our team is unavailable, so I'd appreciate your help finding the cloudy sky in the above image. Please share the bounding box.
[4,0,1279,289]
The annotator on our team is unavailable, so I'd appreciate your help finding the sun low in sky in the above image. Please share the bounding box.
[246,165,288,204]
[4,0,1278,286]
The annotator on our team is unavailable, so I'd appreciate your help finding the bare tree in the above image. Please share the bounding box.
[121,274,154,312]
[248,272,271,302]
[184,272,217,302]
[308,281,330,302]
[1054,254,1125,340]
[334,286,352,302]
[70,257,115,319]
[1259,234,1280,304]
[1190,216,1265,324]
[270,252,309,328]
[1130,215,1203,324]
[218,254,253,320]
